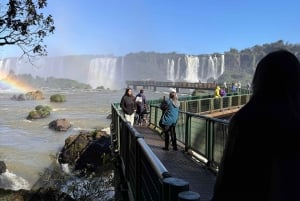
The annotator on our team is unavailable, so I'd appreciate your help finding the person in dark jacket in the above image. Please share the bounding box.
[211,50,300,201]
[160,91,180,151]
[120,87,136,126]
[135,89,147,125]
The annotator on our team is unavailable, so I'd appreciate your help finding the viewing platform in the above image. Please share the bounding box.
[111,92,252,201]
[126,80,217,93]
[134,125,216,201]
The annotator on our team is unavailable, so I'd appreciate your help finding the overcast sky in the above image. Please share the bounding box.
[2,0,300,58]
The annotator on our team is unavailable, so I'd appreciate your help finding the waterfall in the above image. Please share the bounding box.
[1,53,226,89]
[207,56,215,79]
[87,57,118,89]
[176,57,181,80]
[220,54,225,75]
[184,55,199,82]
[167,59,175,81]
[197,55,225,82]
[0,59,11,79]
[120,57,125,88]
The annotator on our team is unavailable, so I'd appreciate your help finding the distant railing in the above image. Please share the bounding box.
[148,93,252,171]
[126,80,217,90]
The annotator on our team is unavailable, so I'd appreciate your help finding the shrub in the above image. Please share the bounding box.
[50,94,66,102]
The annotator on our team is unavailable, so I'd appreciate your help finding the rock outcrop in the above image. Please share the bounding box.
[0,188,75,201]
[11,90,45,101]
[58,130,111,173]
[26,105,52,120]
[48,119,71,131]
[0,161,6,174]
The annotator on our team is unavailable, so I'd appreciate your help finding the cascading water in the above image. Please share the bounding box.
[167,59,175,81]
[176,57,181,80]
[1,53,225,91]
[184,55,199,82]
[220,54,225,75]
[87,57,118,90]
[197,54,225,82]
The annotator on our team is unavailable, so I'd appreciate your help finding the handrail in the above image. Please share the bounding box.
[111,92,251,200]
[111,103,178,201]
[148,93,251,171]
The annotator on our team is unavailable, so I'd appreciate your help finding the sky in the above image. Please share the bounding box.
[2,0,300,58]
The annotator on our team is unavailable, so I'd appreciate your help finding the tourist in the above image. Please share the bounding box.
[211,50,300,201]
[220,87,226,97]
[231,82,237,93]
[223,81,227,93]
[214,86,221,98]
[135,89,147,125]
[159,91,180,151]
[120,87,136,126]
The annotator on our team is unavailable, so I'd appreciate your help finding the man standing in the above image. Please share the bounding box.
[135,89,147,125]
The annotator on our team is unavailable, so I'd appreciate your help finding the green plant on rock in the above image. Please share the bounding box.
[50,94,66,102]
[27,105,52,120]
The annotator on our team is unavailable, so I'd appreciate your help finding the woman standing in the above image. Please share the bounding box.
[120,87,136,126]
[160,91,180,151]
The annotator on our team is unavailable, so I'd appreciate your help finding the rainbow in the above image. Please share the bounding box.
[0,72,35,93]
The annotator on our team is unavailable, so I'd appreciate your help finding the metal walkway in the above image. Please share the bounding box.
[134,126,216,201]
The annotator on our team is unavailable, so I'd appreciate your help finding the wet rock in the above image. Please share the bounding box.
[49,119,71,131]
[0,161,6,174]
[58,130,111,173]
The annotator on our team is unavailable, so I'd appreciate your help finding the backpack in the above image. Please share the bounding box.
[136,96,143,103]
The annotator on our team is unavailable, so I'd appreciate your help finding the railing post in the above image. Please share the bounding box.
[162,177,189,201]
[178,191,201,201]
[209,98,214,112]
[185,114,191,152]
[220,97,223,111]
[197,99,201,113]
[206,118,214,168]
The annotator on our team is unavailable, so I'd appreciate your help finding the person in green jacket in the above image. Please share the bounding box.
[160,91,180,151]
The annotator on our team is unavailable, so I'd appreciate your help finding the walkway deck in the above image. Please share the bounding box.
[134,126,216,201]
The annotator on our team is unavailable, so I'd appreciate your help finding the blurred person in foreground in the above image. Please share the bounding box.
[211,50,300,201]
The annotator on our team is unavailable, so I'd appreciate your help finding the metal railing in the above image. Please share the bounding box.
[148,93,251,170]
[111,103,186,201]
[111,92,252,200]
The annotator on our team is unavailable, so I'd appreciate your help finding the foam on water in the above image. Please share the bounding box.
[0,170,30,190]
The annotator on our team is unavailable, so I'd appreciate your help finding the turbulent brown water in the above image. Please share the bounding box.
[0,88,167,192]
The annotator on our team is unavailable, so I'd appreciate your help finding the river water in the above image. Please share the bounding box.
[0,88,167,192]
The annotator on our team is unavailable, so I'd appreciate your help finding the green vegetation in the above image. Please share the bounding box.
[220,40,300,85]
[0,0,55,58]
[50,94,66,102]
[14,74,92,89]
[27,105,52,120]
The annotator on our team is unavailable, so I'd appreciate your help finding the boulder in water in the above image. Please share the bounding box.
[48,119,71,131]
[58,130,111,173]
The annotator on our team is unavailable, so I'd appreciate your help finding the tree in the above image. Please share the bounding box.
[0,0,55,57]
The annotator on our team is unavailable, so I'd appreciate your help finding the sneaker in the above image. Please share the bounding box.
[162,147,169,151]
